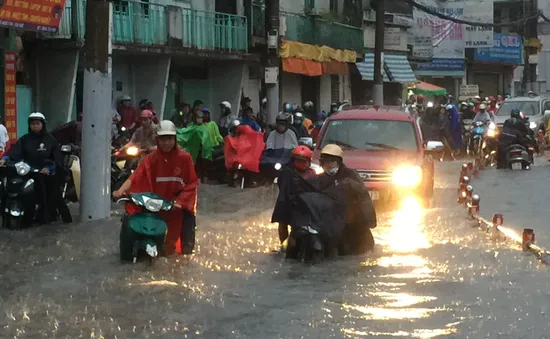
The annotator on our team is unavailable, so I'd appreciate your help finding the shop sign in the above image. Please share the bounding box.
[0,0,67,32]
[474,33,523,64]
[5,51,17,145]
[459,84,479,99]
[463,0,494,48]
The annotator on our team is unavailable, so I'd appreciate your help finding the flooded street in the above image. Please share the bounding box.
[2,161,550,338]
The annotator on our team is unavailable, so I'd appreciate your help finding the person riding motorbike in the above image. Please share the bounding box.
[139,99,160,124]
[473,103,493,123]
[239,107,261,132]
[219,101,238,136]
[272,145,317,245]
[317,144,377,254]
[266,113,298,151]
[311,112,326,143]
[0,112,72,224]
[461,102,475,120]
[292,112,309,139]
[497,109,530,169]
[327,103,339,117]
[119,110,158,170]
[117,95,139,130]
[303,100,315,122]
[113,121,199,255]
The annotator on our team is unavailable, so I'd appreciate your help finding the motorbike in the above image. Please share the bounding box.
[471,121,487,156]
[60,144,81,203]
[203,147,227,184]
[0,161,40,229]
[284,224,324,264]
[118,192,173,264]
[480,122,498,167]
[260,148,292,185]
[111,148,133,196]
[506,144,531,170]
[461,119,473,155]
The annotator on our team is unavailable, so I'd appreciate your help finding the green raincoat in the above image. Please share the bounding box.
[176,123,213,161]
[205,121,223,148]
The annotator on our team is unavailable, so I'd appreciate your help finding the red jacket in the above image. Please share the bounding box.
[118,106,139,128]
[224,125,265,173]
[128,146,198,255]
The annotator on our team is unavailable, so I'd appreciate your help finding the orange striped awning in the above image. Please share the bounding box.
[282,58,322,76]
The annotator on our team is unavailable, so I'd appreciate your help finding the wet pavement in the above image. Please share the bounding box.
[2,160,550,338]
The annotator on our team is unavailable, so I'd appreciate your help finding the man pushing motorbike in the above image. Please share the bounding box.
[497,109,530,169]
[113,121,199,255]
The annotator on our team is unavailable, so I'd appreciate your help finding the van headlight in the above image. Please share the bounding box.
[311,163,324,174]
[392,166,422,187]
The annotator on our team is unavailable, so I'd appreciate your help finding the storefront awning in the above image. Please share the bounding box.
[282,58,322,76]
[408,81,447,96]
[321,61,349,75]
[383,54,417,83]
[356,53,390,82]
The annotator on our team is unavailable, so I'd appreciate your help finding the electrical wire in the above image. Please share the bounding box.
[401,0,540,28]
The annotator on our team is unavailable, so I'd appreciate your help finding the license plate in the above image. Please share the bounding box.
[511,162,522,170]
[369,191,379,200]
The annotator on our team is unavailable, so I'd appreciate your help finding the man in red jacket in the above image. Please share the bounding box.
[113,120,199,255]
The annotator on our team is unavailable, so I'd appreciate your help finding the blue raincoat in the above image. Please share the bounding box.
[449,106,463,150]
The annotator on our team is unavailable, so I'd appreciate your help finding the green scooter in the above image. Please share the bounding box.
[118,192,173,264]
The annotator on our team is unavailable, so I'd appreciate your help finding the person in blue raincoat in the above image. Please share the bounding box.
[445,104,463,154]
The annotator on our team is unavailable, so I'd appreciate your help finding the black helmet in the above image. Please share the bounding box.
[276,112,292,125]
[510,108,521,119]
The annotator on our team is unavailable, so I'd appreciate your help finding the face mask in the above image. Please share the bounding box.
[326,166,339,176]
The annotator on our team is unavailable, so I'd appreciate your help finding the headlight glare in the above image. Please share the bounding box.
[392,166,422,187]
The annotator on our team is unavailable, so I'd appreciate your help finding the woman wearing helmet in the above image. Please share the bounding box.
[272,145,316,245]
[218,101,237,136]
[113,121,199,255]
[292,112,309,139]
[0,112,72,225]
[473,103,493,123]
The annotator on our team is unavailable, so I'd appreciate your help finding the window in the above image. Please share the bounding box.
[496,101,540,117]
[331,75,339,104]
[330,0,338,12]
[305,0,315,12]
[320,119,419,151]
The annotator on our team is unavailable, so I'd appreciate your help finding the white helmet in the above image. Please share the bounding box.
[29,112,46,121]
[120,95,131,101]
[303,101,313,108]
[220,101,231,110]
[156,120,177,136]
[261,98,267,104]
[479,103,487,110]
[445,104,453,110]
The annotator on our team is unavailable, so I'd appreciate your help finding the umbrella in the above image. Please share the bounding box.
[408,81,447,96]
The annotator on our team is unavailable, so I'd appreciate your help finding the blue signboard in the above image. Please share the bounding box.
[474,33,523,64]
[417,58,465,71]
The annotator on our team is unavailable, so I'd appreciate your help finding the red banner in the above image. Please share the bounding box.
[5,51,17,146]
[0,0,67,33]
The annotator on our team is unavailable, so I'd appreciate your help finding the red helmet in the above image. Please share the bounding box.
[488,96,495,101]
[140,110,153,119]
[417,94,425,100]
[292,145,312,161]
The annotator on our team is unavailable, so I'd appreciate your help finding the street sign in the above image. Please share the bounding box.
[460,84,479,100]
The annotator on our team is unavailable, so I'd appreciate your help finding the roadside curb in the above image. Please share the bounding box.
[457,160,550,265]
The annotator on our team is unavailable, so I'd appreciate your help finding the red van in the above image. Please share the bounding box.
[310,107,443,205]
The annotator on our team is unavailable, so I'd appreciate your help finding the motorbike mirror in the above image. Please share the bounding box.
[545,110,550,117]
[298,137,314,148]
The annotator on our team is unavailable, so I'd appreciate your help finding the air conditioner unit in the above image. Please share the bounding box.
[279,15,286,36]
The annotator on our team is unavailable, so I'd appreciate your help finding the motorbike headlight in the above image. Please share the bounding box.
[274,163,282,170]
[61,145,72,153]
[144,198,163,212]
[529,121,537,129]
[14,162,31,176]
[121,126,127,132]
[392,166,422,187]
[126,146,139,156]
[487,128,496,138]
[311,163,324,174]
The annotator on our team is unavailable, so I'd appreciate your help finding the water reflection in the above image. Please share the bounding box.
[344,197,456,336]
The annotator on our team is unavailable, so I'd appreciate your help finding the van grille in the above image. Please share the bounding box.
[356,170,393,182]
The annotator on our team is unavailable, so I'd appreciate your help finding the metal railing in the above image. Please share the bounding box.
[281,11,363,52]
[42,0,248,53]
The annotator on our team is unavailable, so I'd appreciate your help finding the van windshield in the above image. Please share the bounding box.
[496,101,540,116]
[320,120,419,151]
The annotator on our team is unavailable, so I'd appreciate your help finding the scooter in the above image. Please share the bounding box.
[471,121,487,156]
[285,225,324,264]
[60,144,81,203]
[117,192,173,264]
[1,161,40,229]
[506,144,531,170]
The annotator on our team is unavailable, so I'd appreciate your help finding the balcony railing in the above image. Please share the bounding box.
[42,1,248,53]
[281,11,363,52]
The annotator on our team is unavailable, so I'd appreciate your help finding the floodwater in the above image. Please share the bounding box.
[1,161,550,338]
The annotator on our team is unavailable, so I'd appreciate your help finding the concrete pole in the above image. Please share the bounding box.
[522,0,538,94]
[266,0,280,124]
[80,0,113,221]
[373,0,385,105]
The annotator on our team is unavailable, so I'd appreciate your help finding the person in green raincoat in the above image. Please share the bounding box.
[201,108,224,148]
[177,110,212,181]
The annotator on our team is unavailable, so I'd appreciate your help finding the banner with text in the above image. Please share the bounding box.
[474,33,523,64]
[463,0,493,48]
[0,0,67,32]
[4,52,17,146]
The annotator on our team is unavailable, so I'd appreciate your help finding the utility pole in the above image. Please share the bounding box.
[522,0,538,94]
[373,0,385,105]
[80,0,113,221]
[265,0,280,124]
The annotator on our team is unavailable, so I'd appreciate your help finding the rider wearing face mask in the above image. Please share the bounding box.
[317,144,377,254]
[473,103,493,123]
[292,112,309,139]
[266,113,298,151]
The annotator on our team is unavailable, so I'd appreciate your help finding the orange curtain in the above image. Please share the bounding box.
[282,58,323,76]
[321,61,349,75]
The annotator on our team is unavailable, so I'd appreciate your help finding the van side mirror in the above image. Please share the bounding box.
[425,140,444,153]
